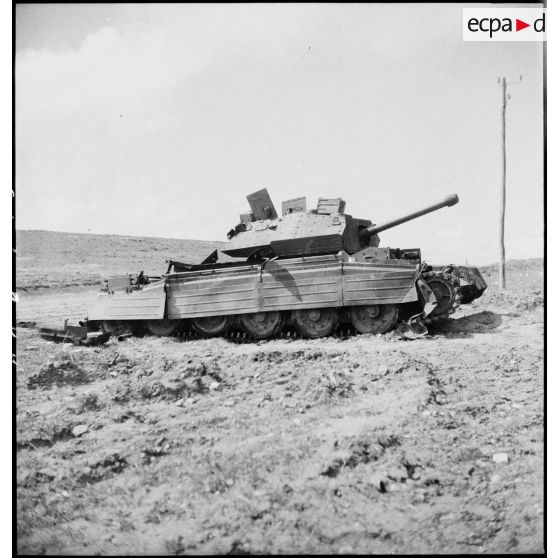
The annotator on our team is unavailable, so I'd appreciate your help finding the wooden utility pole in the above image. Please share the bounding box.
[499,77,507,290]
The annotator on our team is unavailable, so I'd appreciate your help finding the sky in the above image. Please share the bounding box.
[15,3,544,265]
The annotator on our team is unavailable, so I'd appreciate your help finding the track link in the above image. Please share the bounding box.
[172,323,360,343]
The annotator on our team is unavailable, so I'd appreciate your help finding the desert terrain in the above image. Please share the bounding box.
[16,230,545,554]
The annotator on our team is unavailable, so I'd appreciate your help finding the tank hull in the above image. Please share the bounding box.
[166,255,419,319]
[87,254,489,340]
[89,255,421,323]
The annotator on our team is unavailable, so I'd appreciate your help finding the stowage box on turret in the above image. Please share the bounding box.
[88,189,487,339]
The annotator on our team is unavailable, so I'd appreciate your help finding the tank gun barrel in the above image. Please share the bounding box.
[359,194,459,239]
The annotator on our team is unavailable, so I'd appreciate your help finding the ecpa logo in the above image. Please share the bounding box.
[463,8,546,41]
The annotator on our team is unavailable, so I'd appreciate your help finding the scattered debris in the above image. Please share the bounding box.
[39,320,111,346]
[209,381,222,391]
[397,319,429,340]
[117,332,133,341]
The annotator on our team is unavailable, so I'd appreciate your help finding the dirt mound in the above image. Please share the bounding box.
[77,453,128,484]
[27,360,90,389]
[321,434,400,478]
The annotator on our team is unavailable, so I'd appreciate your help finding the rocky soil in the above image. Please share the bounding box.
[15,246,544,555]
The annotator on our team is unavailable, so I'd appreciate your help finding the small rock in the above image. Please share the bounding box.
[492,453,509,464]
[46,495,61,506]
[223,400,235,406]
[72,424,89,437]
[377,364,389,375]
[225,478,234,487]
[369,473,390,493]
[422,410,431,416]
[38,468,57,481]
[175,399,184,407]
[209,381,222,391]
[293,418,301,426]
[386,467,408,482]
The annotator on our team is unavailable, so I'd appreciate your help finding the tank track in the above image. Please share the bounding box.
[98,316,362,342]
[171,323,360,343]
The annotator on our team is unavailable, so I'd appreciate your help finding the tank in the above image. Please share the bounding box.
[87,189,487,339]
[223,189,459,259]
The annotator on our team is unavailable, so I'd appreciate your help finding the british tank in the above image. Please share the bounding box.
[88,188,486,339]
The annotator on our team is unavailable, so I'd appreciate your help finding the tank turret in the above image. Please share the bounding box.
[223,189,460,259]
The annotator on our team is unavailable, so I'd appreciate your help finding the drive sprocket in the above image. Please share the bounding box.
[422,267,461,321]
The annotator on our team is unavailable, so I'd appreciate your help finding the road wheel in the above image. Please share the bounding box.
[349,304,399,334]
[145,319,179,336]
[291,308,338,339]
[239,311,284,339]
[192,315,231,337]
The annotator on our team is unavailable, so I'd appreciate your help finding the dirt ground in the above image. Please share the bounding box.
[15,254,544,555]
